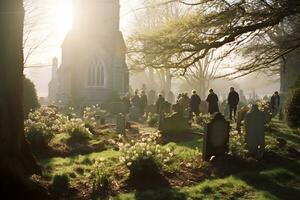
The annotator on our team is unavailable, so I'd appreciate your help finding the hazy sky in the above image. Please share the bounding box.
[24,0,279,97]
[24,0,141,97]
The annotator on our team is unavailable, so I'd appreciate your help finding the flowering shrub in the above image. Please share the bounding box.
[146,112,159,126]
[25,106,68,147]
[116,132,174,185]
[25,106,93,147]
[194,113,212,127]
[229,130,247,158]
[257,100,271,112]
[92,158,112,199]
[83,105,108,130]
[64,118,92,139]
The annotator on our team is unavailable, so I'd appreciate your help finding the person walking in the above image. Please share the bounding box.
[155,94,165,114]
[206,89,219,114]
[190,90,201,118]
[270,91,280,115]
[227,87,239,121]
[140,90,148,114]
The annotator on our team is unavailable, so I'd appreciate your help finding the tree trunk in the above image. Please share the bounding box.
[0,0,40,179]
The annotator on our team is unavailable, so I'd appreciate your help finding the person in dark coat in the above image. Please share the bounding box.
[155,94,165,114]
[270,91,280,115]
[122,93,131,114]
[206,89,219,114]
[190,90,201,118]
[131,90,141,107]
[140,90,148,114]
[227,87,240,120]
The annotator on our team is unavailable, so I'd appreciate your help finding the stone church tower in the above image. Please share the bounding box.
[48,0,129,105]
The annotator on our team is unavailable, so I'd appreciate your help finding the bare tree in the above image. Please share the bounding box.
[180,50,221,97]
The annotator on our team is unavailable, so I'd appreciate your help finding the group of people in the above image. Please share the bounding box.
[121,90,148,115]
[172,87,240,121]
[122,87,281,121]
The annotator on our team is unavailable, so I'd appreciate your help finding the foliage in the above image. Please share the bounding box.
[146,112,159,126]
[92,158,113,199]
[82,105,99,133]
[52,173,70,191]
[194,113,212,127]
[286,88,300,128]
[25,106,93,147]
[25,106,67,147]
[64,118,93,139]
[23,76,39,117]
[128,0,300,77]
[117,132,174,182]
[229,130,247,158]
[257,100,271,113]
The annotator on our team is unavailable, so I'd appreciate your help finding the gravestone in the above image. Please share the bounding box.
[148,90,156,105]
[236,106,250,134]
[145,105,156,114]
[129,106,142,121]
[116,113,126,134]
[158,112,189,133]
[109,102,125,115]
[244,104,266,158]
[172,103,181,113]
[203,113,230,161]
[199,101,209,114]
[160,101,171,114]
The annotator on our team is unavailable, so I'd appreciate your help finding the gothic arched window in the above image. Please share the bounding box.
[88,59,105,87]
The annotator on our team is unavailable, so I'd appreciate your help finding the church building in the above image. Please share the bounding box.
[48,0,129,105]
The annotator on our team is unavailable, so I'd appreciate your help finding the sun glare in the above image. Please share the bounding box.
[54,0,72,38]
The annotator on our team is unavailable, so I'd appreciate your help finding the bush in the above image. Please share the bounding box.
[82,105,107,131]
[25,106,67,147]
[92,158,112,199]
[194,113,212,127]
[117,132,174,187]
[52,174,70,191]
[23,76,39,117]
[229,130,247,158]
[64,118,92,139]
[286,88,300,128]
[146,112,159,126]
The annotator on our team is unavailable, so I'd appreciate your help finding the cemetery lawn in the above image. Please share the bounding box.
[38,119,300,199]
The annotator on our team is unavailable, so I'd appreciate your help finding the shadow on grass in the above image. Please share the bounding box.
[134,188,186,200]
[236,152,300,200]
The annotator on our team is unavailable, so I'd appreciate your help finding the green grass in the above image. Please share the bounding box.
[40,150,120,181]
[40,119,300,199]
[114,176,277,200]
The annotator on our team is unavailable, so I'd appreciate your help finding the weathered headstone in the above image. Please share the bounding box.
[129,106,142,121]
[158,112,189,133]
[203,113,230,161]
[236,106,250,134]
[145,105,156,114]
[199,101,209,114]
[148,90,156,105]
[244,104,266,158]
[160,101,171,114]
[116,113,126,134]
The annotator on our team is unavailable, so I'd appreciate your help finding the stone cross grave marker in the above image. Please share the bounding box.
[203,113,230,161]
[244,104,266,158]
[116,113,126,135]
